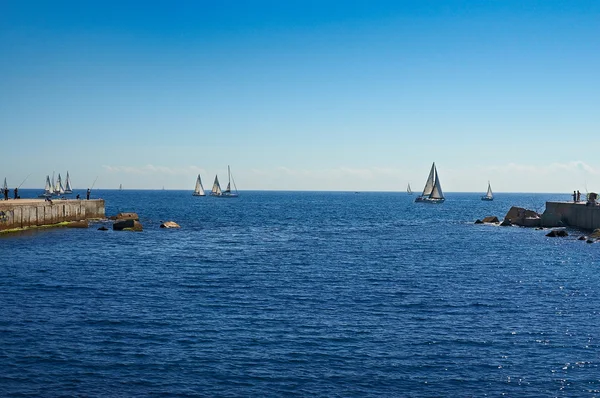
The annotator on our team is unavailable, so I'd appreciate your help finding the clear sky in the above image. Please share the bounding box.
[1,0,599,192]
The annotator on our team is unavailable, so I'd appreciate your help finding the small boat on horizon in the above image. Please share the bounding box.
[415,162,445,203]
[210,166,238,198]
[407,183,413,195]
[481,181,494,201]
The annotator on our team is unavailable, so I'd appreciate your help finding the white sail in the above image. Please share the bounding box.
[407,183,412,194]
[64,171,73,194]
[54,173,65,195]
[430,167,444,199]
[193,174,206,196]
[119,184,123,190]
[421,163,436,196]
[211,175,222,196]
[486,182,493,199]
[44,175,52,195]
[2,177,6,193]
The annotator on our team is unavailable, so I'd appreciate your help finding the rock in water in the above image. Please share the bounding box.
[546,229,568,237]
[113,219,143,231]
[474,219,484,224]
[578,236,587,241]
[482,216,499,223]
[500,219,512,227]
[160,221,181,229]
[98,226,109,231]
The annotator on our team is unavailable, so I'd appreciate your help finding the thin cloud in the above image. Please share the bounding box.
[487,161,598,175]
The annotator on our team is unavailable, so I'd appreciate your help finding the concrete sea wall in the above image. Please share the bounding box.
[542,201,600,230]
[0,199,105,232]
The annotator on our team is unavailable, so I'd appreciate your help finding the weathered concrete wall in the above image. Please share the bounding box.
[541,201,600,230]
[0,199,105,231]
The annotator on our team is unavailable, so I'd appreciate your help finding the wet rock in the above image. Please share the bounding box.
[587,238,596,244]
[500,219,512,227]
[578,235,587,241]
[113,219,143,231]
[66,220,89,228]
[98,226,109,231]
[160,221,180,229]
[546,229,568,237]
[474,219,484,224]
[482,216,499,223]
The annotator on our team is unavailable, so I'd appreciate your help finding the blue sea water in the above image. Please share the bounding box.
[1,190,600,397]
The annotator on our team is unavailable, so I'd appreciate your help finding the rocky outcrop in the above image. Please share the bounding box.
[482,216,499,223]
[160,221,180,229]
[474,219,484,224]
[113,219,143,231]
[500,219,512,227]
[98,226,109,231]
[503,206,541,227]
[546,229,568,237]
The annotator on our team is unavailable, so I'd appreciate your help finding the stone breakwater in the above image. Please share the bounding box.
[476,201,600,231]
[0,199,105,232]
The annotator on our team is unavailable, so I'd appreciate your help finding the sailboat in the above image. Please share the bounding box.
[415,162,445,203]
[64,171,73,194]
[210,166,239,198]
[2,178,7,196]
[407,183,413,195]
[210,175,222,196]
[54,173,65,196]
[119,184,123,191]
[221,166,239,198]
[192,174,206,196]
[481,181,493,201]
[39,175,53,197]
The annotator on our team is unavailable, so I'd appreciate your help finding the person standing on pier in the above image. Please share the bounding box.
[13,187,18,199]
[86,188,91,200]
[3,188,8,200]
[577,190,581,202]
[573,191,577,202]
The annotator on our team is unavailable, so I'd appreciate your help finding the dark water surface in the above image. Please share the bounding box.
[2,190,600,397]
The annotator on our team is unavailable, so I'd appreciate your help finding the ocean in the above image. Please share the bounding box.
[1,190,599,397]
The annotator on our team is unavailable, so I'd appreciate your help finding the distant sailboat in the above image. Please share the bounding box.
[481,181,494,201]
[2,178,7,196]
[192,174,206,196]
[44,176,52,197]
[407,183,413,195]
[221,166,239,198]
[54,173,65,196]
[64,171,73,194]
[210,166,239,198]
[210,175,222,196]
[415,162,445,203]
[119,184,123,191]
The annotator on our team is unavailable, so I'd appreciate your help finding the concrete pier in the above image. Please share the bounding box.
[541,201,600,230]
[0,199,105,232]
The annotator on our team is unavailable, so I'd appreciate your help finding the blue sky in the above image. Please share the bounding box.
[1,0,599,192]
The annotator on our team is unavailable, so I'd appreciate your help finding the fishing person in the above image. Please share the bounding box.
[14,187,18,199]
[86,188,91,200]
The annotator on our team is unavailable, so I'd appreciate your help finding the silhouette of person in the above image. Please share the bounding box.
[573,191,577,202]
[14,187,18,199]
[86,188,91,200]
[577,190,581,202]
